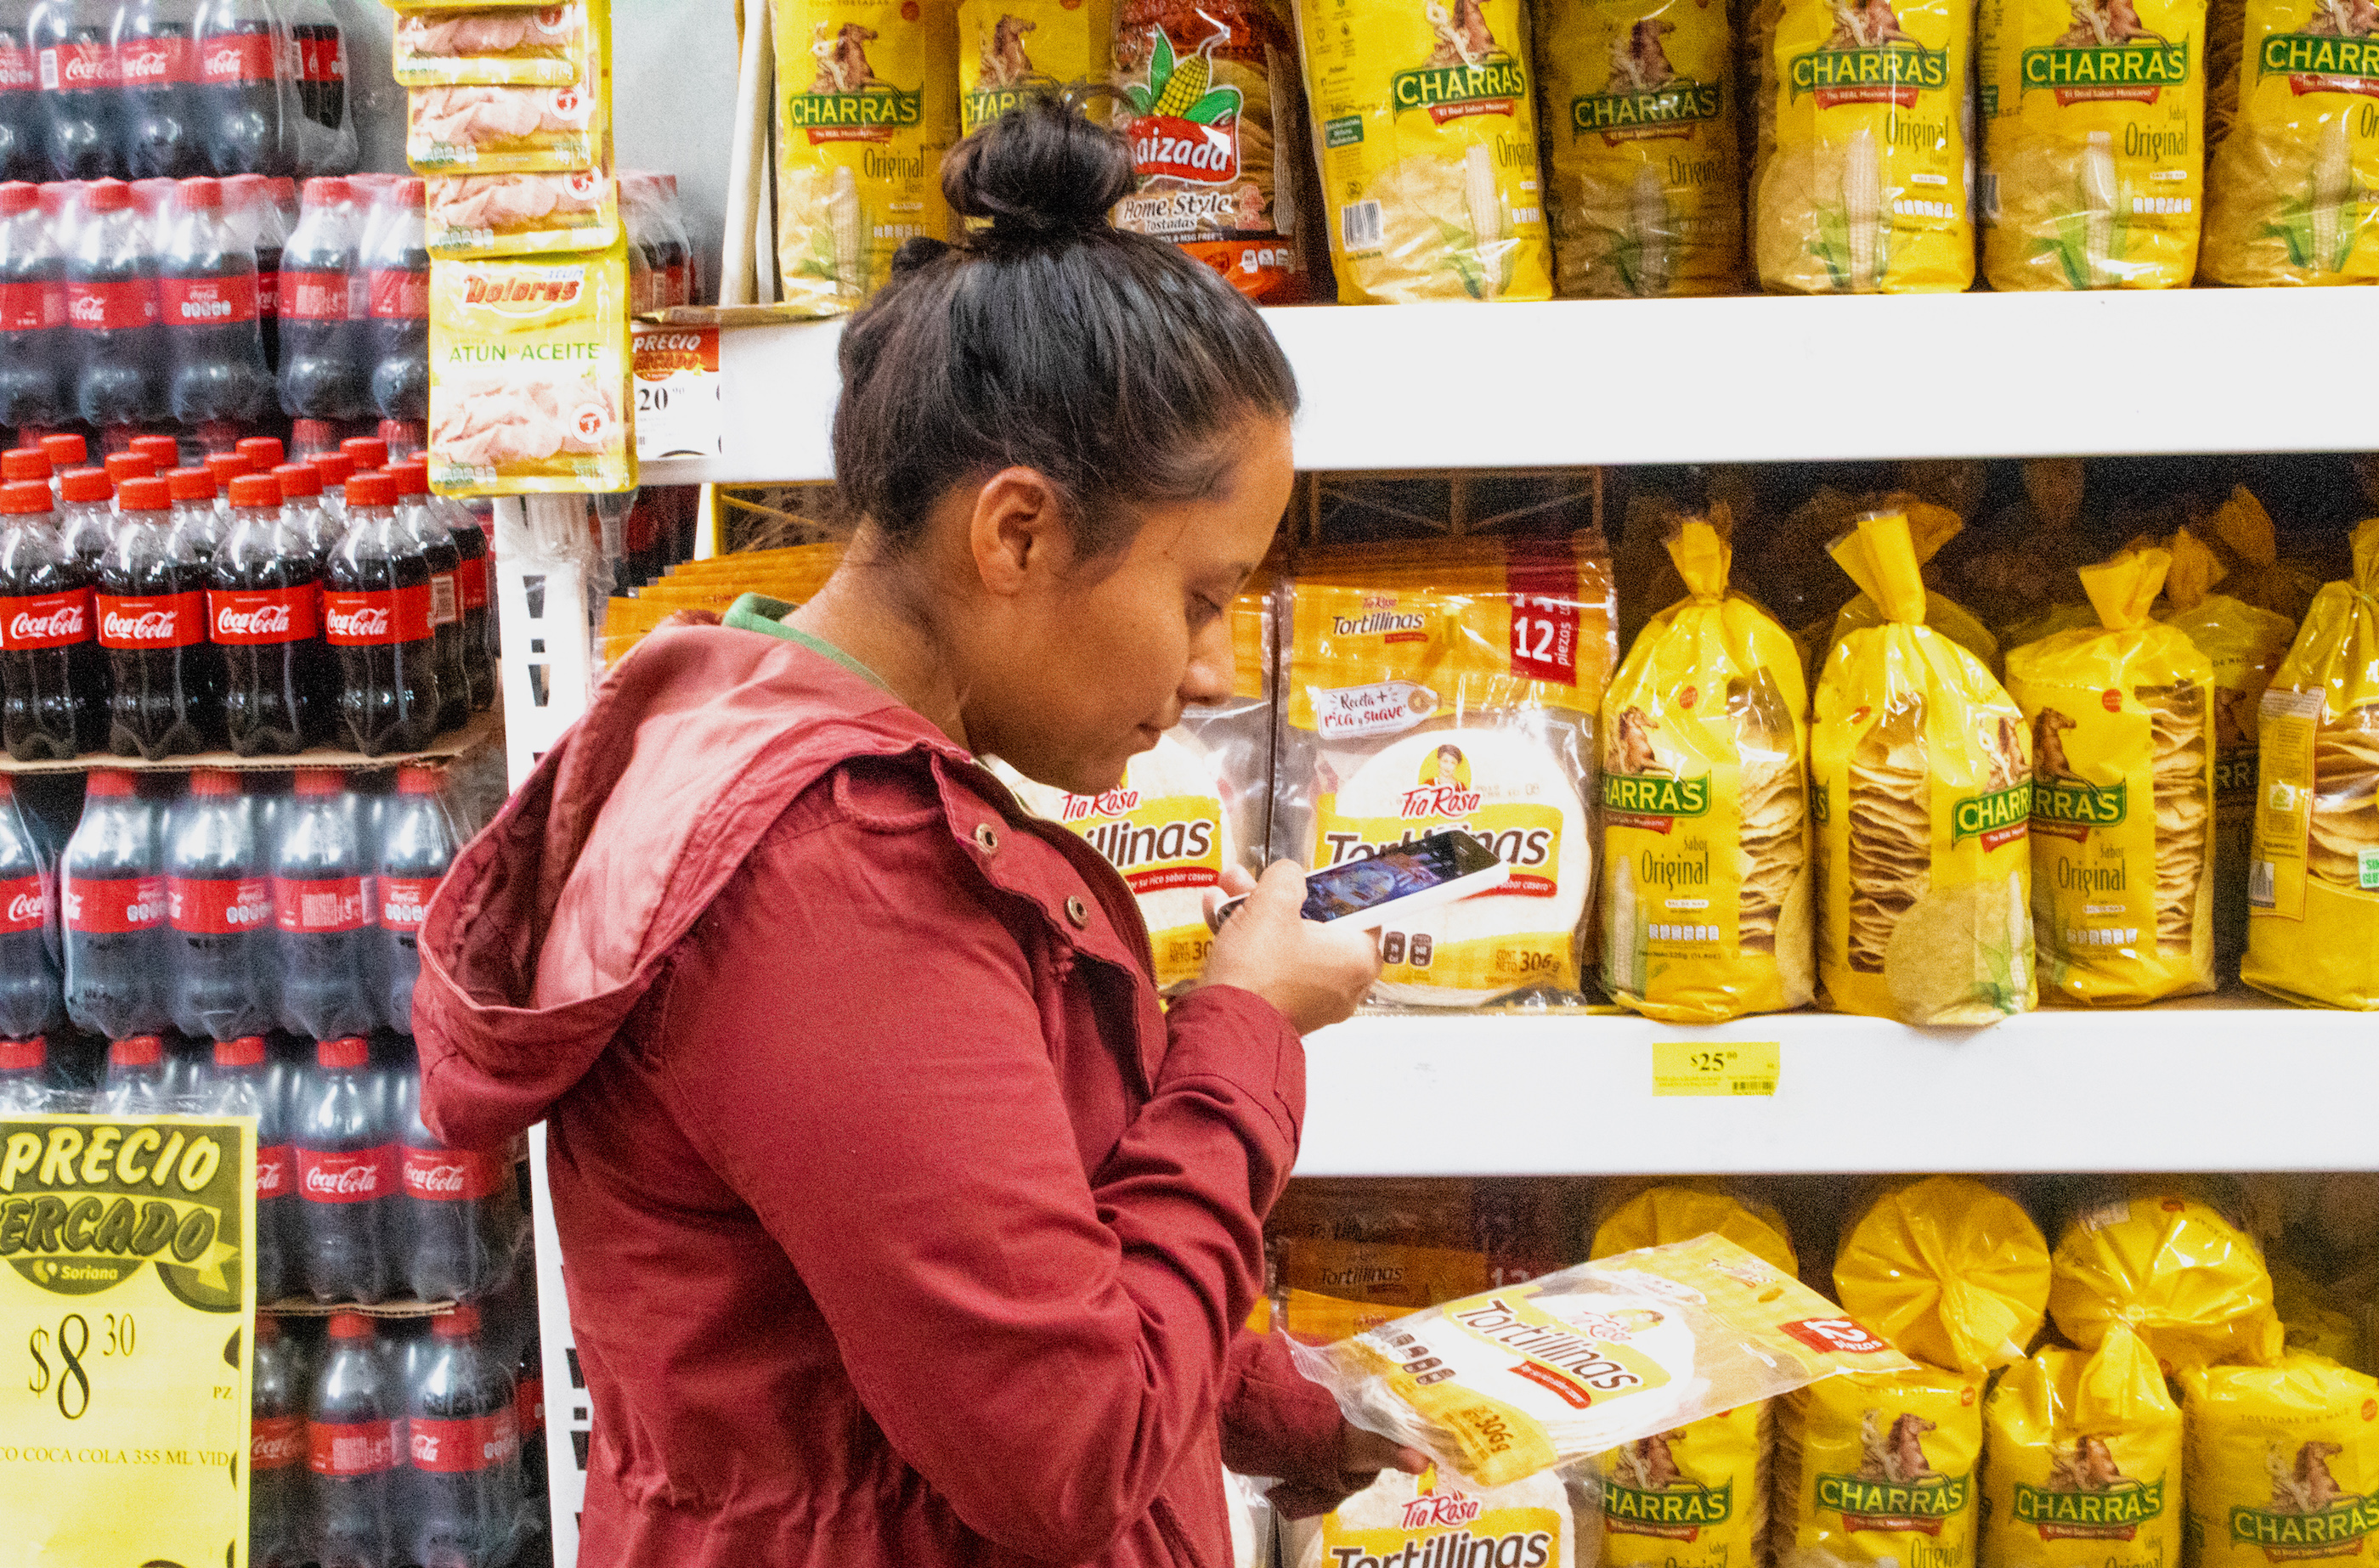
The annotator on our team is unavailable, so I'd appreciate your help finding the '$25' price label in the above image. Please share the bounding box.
[1651,1041,1782,1097]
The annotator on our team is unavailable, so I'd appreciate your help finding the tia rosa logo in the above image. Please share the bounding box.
[325,602,391,640]
[215,601,293,639]
[1062,787,1141,821]
[9,603,86,641]
[101,606,182,643]
[1402,1491,1483,1529]
[1401,784,1482,819]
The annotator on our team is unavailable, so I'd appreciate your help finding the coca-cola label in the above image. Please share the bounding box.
[201,30,276,84]
[274,876,367,934]
[517,1375,545,1435]
[403,1143,508,1204]
[279,269,351,322]
[367,268,428,321]
[66,279,160,332]
[64,875,167,933]
[308,1416,399,1476]
[378,875,438,933]
[295,1143,393,1205]
[167,875,271,935]
[0,589,93,650]
[324,584,433,646]
[0,43,33,93]
[38,41,116,92]
[116,35,193,87]
[95,590,204,650]
[429,572,457,628]
[254,1142,291,1200]
[0,279,64,332]
[159,274,258,328]
[0,874,44,934]
[208,584,319,646]
[251,1413,305,1471]
[455,555,489,614]
[410,1408,518,1475]
[256,268,277,318]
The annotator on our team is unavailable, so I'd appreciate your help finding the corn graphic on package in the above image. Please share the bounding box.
[2203,0,2379,284]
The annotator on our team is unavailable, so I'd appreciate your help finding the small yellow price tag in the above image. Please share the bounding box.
[1652,1041,1781,1097]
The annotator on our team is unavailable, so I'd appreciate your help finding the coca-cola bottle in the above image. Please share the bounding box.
[30,0,120,179]
[277,175,364,420]
[398,1066,518,1303]
[62,767,166,1036]
[377,418,420,460]
[97,473,221,756]
[308,1311,400,1565]
[66,176,163,429]
[0,1034,47,1109]
[0,477,103,758]
[163,767,271,1037]
[404,1303,520,1568]
[163,461,220,565]
[114,0,198,177]
[515,1326,545,1501]
[375,763,447,1032]
[236,431,280,469]
[200,447,244,510]
[194,0,283,177]
[325,471,438,754]
[203,1030,295,1297]
[444,497,492,701]
[162,173,271,429]
[295,1035,393,1302]
[272,458,335,565]
[223,169,280,358]
[0,773,62,1041]
[364,175,424,423]
[274,767,376,1039]
[55,465,112,567]
[213,468,325,753]
[249,1311,309,1568]
[127,429,175,471]
[310,443,348,517]
[387,461,465,728]
[290,414,338,465]
[0,6,42,182]
[0,180,71,428]
[281,0,346,177]
[95,1026,167,1111]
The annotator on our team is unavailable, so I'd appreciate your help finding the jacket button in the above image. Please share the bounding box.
[974,823,999,853]
[1064,895,1090,929]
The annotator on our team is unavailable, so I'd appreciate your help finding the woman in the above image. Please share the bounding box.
[415,101,1418,1564]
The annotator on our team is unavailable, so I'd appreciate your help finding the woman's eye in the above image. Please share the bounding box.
[1190,595,1224,624]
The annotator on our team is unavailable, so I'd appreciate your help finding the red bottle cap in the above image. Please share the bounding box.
[129,434,180,471]
[273,463,322,499]
[377,419,424,453]
[167,466,218,503]
[59,467,111,504]
[341,437,388,472]
[103,453,155,486]
[326,1311,375,1341]
[432,1305,481,1339]
[2,448,48,482]
[396,764,442,796]
[0,1038,43,1070]
[345,473,395,508]
[302,177,353,206]
[202,453,251,488]
[236,437,285,470]
[316,1036,370,1069]
[116,476,169,513]
[109,1035,162,1068]
[39,434,87,468]
[130,179,175,220]
[229,473,282,509]
[392,177,425,206]
[188,768,240,797]
[313,451,354,487]
[83,769,136,798]
[0,182,36,217]
[84,179,130,213]
[212,1036,265,1068]
[387,462,427,499]
[178,178,222,212]
[294,768,346,796]
[0,480,50,515]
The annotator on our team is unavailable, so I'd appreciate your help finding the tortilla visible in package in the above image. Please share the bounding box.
[395,4,591,87]
[2048,1187,2284,1375]
[1602,511,1814,1022]
[1772,1362,1988,1568]
[1275,538,1617,1005]
[1283,1464,1594,1568]
[1291,0,1555,302]
[1811,513,2037,1026]
[1291,1233,1913,1491]
[771,0,960,314]
[2202,0,2379,285]
[1982,1329,2184,1568]
[1534,0,1745,297]
[1977,0,2206,290]
[2182,1354,2379,1568]
[426,235,633,496]
[2003,550,2218,1004]
[1834,1176,2050,1375]
[427,169,619,258]
[2244,519,2379,1010]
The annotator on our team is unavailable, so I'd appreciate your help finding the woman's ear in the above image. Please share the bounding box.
[969,467,1071,598]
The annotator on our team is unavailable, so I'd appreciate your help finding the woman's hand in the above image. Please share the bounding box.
[1269,1419,1432,1518]
[1197,861,1381,1035]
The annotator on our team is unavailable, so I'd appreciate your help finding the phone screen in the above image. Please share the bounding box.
[1301,831,1500,922]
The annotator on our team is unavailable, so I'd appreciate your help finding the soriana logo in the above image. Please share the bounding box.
[96,591,203,649]
[0,589,93,650]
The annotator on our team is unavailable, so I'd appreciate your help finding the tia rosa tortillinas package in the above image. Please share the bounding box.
[1274,538,1616,1005]
[1284,1464,1596,1568]
[1290,1233,1915,1492]
[427,235,633,496]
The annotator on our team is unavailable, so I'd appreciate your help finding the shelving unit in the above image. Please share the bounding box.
[0,707,506,776]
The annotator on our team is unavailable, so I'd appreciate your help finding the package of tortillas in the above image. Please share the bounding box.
[1280,1462,1600,1568]
[1274,535,1617,1006]
[991,586,1274,990]
[1290,1234,1914,1492]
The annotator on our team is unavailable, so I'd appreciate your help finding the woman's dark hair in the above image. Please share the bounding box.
[832,98,1299,558]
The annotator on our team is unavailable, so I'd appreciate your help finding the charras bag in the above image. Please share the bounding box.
[1833,1176,2049,1375]
[1772,1362,1988,1568]
[2182,1355,2379,1568]
[2202,0,2379,284]
[2048,1186,2283,1376]
[1982,1329,2184,1568]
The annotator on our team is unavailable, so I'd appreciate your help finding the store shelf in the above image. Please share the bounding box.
[640,290,2379,487]
[1297,990,2355,1178]
[0,708,505,776]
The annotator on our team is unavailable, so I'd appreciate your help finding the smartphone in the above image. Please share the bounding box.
[1210,829,1512,931]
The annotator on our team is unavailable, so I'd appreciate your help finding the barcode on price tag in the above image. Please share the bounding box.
[631,322,723,461]
[1652,1040,1781,1097]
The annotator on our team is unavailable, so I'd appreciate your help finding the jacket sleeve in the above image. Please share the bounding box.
[1218,1326,1353,1484]
[650,774,1304,1563]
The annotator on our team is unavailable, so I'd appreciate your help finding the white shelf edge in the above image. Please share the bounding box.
[637,291,2379,487]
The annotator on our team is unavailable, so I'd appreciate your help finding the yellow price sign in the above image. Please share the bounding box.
[0,1114,254,1568]
[1652,1041,1782,1097]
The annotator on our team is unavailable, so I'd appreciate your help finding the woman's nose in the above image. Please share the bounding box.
[1178,620,1235,708]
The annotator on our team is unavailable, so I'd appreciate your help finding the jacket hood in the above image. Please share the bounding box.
[412,621,958,1149]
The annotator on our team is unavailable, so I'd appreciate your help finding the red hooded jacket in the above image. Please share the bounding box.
[410,620,1351,1565]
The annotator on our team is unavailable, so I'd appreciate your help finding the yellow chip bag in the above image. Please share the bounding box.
[1602,512,1815,1023]
[1982,1329,2184,1568]
[2049,1187,2284,1374]
[2202,0,2379,285]
[960,0,1113,133]
[1591,1179,1800,1275]
[1977,0,2207,290]
[2273,1259,2369,1372]
[1292,0,1556,302]
[1834,1176,2051,1375]
[1774,1362,1988,1568]
[1534,0,1745,296]
[1811,514,2037,1026]
[2182,1355,2379,1568]
[1824,500,2004,679]
[2244,519,2379,1010]
[1748,0,1975,291]
[771,0,960,313]
[1282,1464,1592,1568]
[2003,550,2218,1004]
[1283,1287,1415,1343]
[2210,486,2327,624]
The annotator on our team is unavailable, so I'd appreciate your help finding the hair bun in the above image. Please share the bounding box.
[941,97,1133,238]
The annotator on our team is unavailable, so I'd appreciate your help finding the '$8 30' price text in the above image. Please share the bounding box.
[27,1311,133,1420]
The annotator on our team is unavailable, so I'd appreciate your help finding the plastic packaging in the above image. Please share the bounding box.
[308,1311,401,1560]
[116,0,203,179]
[0,7,45,183]
[1774,1362,1988,1568]
[2202,0,2379,285]
[426,166,612,258]
[1283,1464,1595,1568]
[195,0,290,177]
[295,1036,397,1303]
[2048,1185,2283,1374]
[249,1313,308,1567]
[32,0,122,181]
[406,51,603,173]
[326,469,442,753]
[404,1303,524,1568]
[62,766,168,1039]
[957,0,1108,134]
[0,475,103,758]
[97,473,222,756]
[277,173,368,420]
[67,174,166,428]
[161,172,273,427]
[0,178,72,428]
[212,469,329,753]
[162,767,273,1039]
[0,773,63,1041]
[274,767,378,1041]
[393,3,587,87]
[2182,1353,2379,1568]
[1833,1175,2050,1374]
[1983,1328,2184,1568]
